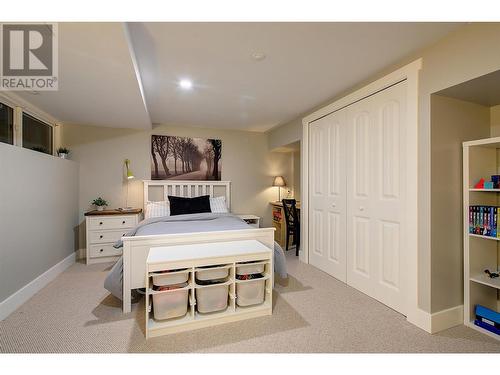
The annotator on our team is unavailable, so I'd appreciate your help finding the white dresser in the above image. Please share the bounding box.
[85,209,142,265]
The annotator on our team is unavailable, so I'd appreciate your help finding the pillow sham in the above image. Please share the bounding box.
[145,200,170,219]
[168,195,211,216]
[209,196,229,213]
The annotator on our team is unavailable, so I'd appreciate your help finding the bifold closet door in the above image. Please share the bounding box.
[345,81,407,314]
[308,109,347,281]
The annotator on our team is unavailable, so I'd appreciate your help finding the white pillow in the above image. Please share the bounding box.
[145,201,170,219]
[210,196,229,213]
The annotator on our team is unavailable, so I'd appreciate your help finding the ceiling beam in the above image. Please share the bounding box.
[122,22,152,128]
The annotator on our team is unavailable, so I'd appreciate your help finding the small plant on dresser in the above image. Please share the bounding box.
[91,197,108,211]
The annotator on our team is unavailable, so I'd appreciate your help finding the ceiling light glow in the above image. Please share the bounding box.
[179,79,193,90]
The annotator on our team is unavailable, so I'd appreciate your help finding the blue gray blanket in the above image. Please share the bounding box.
[104,213,287,300]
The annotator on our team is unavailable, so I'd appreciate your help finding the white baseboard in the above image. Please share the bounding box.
[0,252,76,321]
[407,308,432,333]
[406,305,463,334]
[431,305,463,333]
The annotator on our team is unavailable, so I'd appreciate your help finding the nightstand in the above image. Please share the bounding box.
[84,209,142,265]
[237,214,261,228]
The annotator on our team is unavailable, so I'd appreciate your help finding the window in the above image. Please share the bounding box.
[0,102,14,145]
[22,113,53,155]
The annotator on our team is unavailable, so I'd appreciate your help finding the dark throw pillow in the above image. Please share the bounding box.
[168,195,212,216]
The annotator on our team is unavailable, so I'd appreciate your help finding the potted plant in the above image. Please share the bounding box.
[57,147,70,159]
[91,197,108,211]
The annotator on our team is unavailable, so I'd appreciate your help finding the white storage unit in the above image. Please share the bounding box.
[152,269,189,286]
[85,210,141,265]
[236,262,265,276]
[196,283,230,313]
[152,287,189,320]
[145,240,273,338]
[463,137,500,341]
[307,80,409,315]
[236,278,266,307]
[196,265,230,281]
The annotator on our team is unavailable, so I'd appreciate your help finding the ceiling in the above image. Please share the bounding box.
[16,22,463,131]
[435,69,500,107]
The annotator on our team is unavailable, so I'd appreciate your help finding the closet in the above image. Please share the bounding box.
[308,80,407,315]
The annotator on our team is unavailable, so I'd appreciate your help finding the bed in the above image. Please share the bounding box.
[105,180,286,313]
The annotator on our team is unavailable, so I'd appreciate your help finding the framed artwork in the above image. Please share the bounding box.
[151,135,222,180]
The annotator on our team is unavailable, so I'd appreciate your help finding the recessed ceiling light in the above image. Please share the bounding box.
[179,79,193,90]
[251,52,266,61]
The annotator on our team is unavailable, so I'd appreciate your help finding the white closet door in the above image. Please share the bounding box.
[309,109,347,281]
[346,81,407,314]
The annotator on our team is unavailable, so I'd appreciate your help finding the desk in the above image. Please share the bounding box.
[270,201,300,248]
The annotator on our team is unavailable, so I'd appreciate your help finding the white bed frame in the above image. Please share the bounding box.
[121,180,275,313]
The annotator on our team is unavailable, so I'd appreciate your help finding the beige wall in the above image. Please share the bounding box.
[268,118,302,150]
[490,105,500,136]
[292,150,301,200]
[0,143,79,303]
[266,23,500,313]
[60,123,293,251]
[430,95,490,313]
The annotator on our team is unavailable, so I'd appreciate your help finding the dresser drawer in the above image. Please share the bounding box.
[88,216,136,230]
[89,229,128,244]
[89,244,122,258]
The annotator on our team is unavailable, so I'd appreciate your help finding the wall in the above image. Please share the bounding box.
[292,149,301,200]
[490,105,500,136]
[268,118,302,150]
[267,23,500,314]
[430,95,490,312]
[0,143,79,303]
[60,123,293,252]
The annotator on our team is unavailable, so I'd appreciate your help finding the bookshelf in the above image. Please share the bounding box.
[463,137,500,340]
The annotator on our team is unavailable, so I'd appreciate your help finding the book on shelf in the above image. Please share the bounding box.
[469,205,500,238]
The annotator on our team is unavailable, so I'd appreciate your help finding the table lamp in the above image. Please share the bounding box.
[273,176,286,202]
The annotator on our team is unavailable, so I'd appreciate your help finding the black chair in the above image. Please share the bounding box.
[282,199,300,256]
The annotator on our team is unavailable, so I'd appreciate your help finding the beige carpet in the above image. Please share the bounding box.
[1,251,499,353]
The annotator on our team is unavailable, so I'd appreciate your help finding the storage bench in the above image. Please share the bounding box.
[145,240,273,338]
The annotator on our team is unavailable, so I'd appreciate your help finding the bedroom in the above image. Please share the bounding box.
[1,1,500,372]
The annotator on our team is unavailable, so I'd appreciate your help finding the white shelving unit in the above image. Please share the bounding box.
[463,137,500,340]
[145,240,273,338]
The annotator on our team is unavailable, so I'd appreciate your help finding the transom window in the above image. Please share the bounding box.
[22,113,53,155]
[0,102,14,145]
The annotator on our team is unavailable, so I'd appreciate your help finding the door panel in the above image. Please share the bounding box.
[308,80,407,315]
[346,81,407,314]
[309,109,347,281]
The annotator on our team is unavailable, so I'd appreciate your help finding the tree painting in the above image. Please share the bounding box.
[151,135,222,180]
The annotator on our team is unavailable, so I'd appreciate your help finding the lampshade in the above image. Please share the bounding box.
[273,176,286,187]
[125,159,134,179]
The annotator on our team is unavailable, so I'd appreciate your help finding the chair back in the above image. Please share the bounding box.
[282,199,299,229]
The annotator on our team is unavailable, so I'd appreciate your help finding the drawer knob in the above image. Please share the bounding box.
[99,235,103,239]
[99,249,103,253]
[122,220,126,224]
[99,222,103,225]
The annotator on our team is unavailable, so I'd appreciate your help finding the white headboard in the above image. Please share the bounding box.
[143,180,231,211]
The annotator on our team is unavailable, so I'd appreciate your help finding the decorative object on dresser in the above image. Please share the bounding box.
[272,176,286,202]
[91,197,108,212]
[57,147,70,159]
[85,209,142,265]
[237,215,260,228]
[282,199,300,256]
